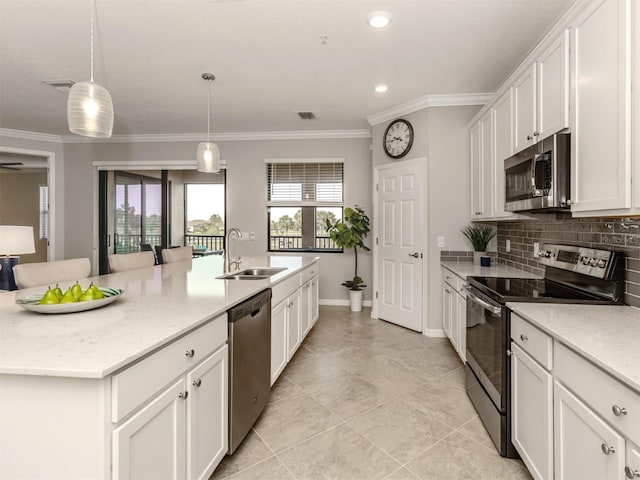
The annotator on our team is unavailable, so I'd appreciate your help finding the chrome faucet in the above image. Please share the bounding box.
[225,227,242,272]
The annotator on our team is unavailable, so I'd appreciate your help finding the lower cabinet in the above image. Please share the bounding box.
[441,267,466,362]
[271,300,288,385]
[286,289,302,359]
[310,275,319,325]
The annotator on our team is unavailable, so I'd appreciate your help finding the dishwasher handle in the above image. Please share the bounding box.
[228,288,272,322]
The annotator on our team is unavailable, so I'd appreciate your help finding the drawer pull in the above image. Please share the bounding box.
[185,349,195,358]
[178,391,189,400]
[192,379,202,388]
[520,334,528,342]
[601,443,615,455]
[625,466,640,478]
[612,405,627,417]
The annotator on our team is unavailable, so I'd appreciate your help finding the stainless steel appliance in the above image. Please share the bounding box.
[227,288,272,454]
[505,133,570,212]
[465,244,624,458]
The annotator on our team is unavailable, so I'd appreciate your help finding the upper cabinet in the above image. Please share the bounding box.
[493,88,516,218]
[513,64,538,152]
[570,0,632,214]
[470,110,497,220]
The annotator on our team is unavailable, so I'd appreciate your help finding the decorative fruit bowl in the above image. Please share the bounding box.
[16,287,124,314]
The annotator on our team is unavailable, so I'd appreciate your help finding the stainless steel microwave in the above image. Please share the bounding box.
[505,133,570,212]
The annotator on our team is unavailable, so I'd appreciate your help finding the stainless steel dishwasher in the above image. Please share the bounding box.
[227,288,272,454]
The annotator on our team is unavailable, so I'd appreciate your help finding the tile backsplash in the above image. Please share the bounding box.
[496,214,640,307]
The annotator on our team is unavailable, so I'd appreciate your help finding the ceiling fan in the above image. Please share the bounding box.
[0,162,23,170]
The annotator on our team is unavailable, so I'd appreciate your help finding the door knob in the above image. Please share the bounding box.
[409,252,420,258]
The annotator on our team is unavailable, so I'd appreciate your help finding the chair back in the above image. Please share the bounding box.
[161,246,193,264]
[108,251,155,273]
[13,258,91,289]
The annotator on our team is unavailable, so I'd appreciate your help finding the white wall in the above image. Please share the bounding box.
[62,137,373,302]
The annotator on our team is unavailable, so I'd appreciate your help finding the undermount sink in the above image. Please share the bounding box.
[217,267,287,280]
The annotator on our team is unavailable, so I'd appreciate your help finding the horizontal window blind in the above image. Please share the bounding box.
[39,185,48,240]
[266,162,344,207]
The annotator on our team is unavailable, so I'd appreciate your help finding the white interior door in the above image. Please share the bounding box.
[375,160,424,332]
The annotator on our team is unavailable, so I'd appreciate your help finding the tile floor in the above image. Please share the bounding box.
[211,306,532,480]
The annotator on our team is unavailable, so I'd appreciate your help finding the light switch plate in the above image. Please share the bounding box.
[437,236,445,248]
[506,239,511,252]
[533,242,540,258]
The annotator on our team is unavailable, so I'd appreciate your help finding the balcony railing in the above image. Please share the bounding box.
[115,234,161,254]
[185,234,225,251]
[269,235,339,251]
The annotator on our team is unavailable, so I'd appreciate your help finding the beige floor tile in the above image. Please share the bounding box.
[282,353,354,388]
[458,415,495,451]
[403,377,477,429]
[348,400,454,464]
[383,467,421,480]
[439,365,466,390]
[253,392,342,452]
[278,424,400,480]
[288,344,318,364]
[224,457,294,480]
[406,431,532,480]
[390,344,463,378]
[305,374,397,420]
[354,356,434,393]
[269,376,302,403]
[302,330,363,354]
[210,430,272,479]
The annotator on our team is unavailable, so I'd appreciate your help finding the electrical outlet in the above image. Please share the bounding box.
[506,239,511,252]
[437,236,445,248]
[533,242,540,258]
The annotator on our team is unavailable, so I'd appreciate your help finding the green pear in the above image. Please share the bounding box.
[78,289,95,302]
[88,284,104,299]
[60,288,79,304]
[70,282,83,300]
[39,287,60,305]
[52,284,63,299]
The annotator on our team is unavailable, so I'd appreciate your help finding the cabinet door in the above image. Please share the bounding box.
[479,110,494,218]
[300,281,312,338]
[287,289,302,358]
[455,292,466,362]
[570,0,631,212]
[186,346,228,480]
[633,0,640,210]
[536,30,569,139]
[554,381,625,480]
[470,120,482,218]
[513,64,537,152]
[310,276,319,326]
[112,379,186,480]
[627,442,640,480]
[492,87,515,219]
[449,288,459,352]
[271,300,288,386]
[511,344,553,480]
[442,284,452,340]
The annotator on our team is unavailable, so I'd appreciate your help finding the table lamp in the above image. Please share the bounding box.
[0,226,36,290]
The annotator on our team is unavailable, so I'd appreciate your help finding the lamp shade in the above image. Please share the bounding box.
[0,226,35,256]
[67,81,114,138]
[196,142,221,173]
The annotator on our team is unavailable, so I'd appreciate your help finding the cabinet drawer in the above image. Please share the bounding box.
[442,268,463,294]
[300,263,318,285]
[555,341,640,446]
[272,273,301,306]
[112,315,227,423]
[511,314,553,370]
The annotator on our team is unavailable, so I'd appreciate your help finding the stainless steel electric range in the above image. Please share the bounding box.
[464,244,625,458]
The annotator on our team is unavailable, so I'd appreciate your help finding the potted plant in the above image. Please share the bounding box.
[462,224,496,265]
[326,205,371,312]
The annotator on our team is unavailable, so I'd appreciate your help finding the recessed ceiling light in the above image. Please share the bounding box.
[368,11,390,29]
[374,84,388,93]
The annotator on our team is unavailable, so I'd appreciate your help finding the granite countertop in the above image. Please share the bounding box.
[441,261,541,280]
[0,255,318,379]
[508,303,640,392]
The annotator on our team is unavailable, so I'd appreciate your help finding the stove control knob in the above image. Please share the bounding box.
[540,250,552,258]
[582,256,591,265]
[589,258,598,266]
[597,259,607,268]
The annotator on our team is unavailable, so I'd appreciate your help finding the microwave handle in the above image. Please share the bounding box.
[531,154,544,197]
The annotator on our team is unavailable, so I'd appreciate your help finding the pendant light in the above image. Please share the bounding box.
[67,0,114,138]
[196,73,221,173]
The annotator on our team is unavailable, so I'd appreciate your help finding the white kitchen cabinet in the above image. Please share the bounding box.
[470,110,494,219]
[554,380,625,480]
[455,291,466,362]
[300,279,312,338]
[492,87,517,219]
[441,267,466,361]
[310,275,319,326]
[513,64,537,152]
[627,442,640,480]
[271,300,288,385]
[570,0,632,214]
[470,120,482,218]
[442,282,454,347]
[287,289,302,358]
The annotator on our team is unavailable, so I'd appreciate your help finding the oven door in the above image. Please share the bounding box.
[465,286,507,412]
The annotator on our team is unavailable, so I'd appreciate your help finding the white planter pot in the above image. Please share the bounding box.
[473,251,487,265]
[349,290,363,312]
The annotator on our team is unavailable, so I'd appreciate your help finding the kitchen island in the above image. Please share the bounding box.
[0,254,319,479]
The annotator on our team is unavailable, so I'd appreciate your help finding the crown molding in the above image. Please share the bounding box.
[0,128,64,144]
[366,92,493,126]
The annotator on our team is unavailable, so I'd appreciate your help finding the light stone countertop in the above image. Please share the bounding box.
[508,303,640,393]
[441,261,541,280]
[0,255,318,379]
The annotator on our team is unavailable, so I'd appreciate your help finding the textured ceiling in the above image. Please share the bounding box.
[0,0,574,136]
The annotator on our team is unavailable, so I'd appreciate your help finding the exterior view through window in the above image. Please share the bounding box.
[267,161,343,252]
[185,183,225,252]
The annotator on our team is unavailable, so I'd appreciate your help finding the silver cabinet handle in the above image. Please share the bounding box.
[409,252,419,258]
[625,466,640,478]
[533,131,540,136]
[506,349,512,356]
[527,135,533,141]
[520,334,528,342]
[612,405,627,416]
[601,443,615,455]
[192,379,202,387]
[178,391,189,400]
[185,349,195,358]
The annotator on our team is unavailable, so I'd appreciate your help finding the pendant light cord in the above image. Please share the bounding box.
[90,0,95,83]
[207,80,212,142]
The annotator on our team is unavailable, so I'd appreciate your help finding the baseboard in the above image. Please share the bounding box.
[423,328,446,338]
[319,299,373,307]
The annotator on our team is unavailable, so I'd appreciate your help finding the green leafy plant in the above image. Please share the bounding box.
[461,224,496,252]
[326,205,371,291]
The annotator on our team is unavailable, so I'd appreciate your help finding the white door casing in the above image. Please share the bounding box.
[373,158,426,332]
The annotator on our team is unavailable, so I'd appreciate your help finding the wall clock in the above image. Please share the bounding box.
[383,118,414,159]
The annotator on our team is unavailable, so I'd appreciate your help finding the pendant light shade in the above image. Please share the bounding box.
[197,73,221,173]
[67,0,114,138]
[67,81,114,138]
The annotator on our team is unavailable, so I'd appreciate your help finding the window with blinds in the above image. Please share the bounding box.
[38,185,48,240]
[266,160,344,252]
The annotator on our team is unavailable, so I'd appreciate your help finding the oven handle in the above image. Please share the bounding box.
[465,286,502,315]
